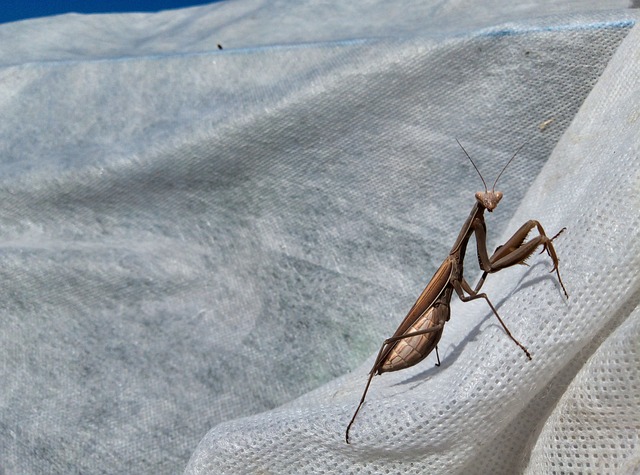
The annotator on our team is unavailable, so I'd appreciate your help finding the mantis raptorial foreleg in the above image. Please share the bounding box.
[472,220,568,297]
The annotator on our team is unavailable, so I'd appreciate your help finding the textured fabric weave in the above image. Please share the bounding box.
[0,1,638,474]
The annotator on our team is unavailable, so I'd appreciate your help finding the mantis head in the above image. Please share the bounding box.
[456,139,526,213]
[475,190,503,211]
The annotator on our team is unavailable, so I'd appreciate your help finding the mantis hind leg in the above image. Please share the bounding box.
[346,324,445,443]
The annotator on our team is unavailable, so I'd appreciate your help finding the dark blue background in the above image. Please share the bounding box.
[1,1,220,24]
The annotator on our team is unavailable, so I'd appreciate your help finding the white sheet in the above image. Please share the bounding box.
[0,1,637,473]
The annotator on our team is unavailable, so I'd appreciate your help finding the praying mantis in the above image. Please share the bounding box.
[345,141,568,443]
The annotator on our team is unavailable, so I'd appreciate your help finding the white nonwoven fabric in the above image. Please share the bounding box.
[184,8,640,475]
[0,1,638,474]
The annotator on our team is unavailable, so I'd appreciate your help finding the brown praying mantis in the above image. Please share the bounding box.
[345,141,568,444]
